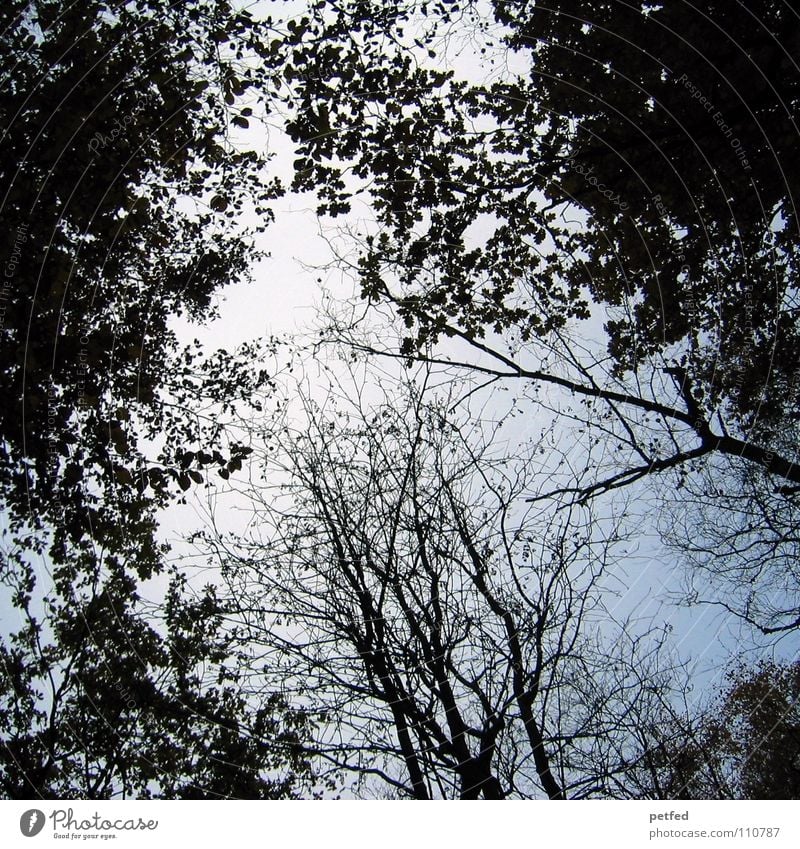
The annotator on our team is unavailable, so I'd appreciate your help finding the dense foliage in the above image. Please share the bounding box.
[0,0,309,799]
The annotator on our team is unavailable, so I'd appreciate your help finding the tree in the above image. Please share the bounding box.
[0,0,309,798]
[0,0,278,557]
[633,660,800,800]
[264,0,800,445]
[4,0,794,801]
[252,0,800,631]
[210,365,684,798]
[0,564,315,799]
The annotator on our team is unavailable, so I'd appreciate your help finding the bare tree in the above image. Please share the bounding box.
[206,364,685,798]
[308,271,800,636]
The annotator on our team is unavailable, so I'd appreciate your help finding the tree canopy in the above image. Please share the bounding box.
[213,368,682,799]
[264,0,800,467]
[3,0,800,801]
[1,0,310,799]
[639,660,800,800]
[0,0,277,559]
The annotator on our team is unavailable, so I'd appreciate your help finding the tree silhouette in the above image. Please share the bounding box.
[0,0,278,554]
[258,0,799,479]
[0,0,309,798]
[4,0,799,801]
[634,660,800,800]
[211,367,685,798]
[1,567,315,798]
